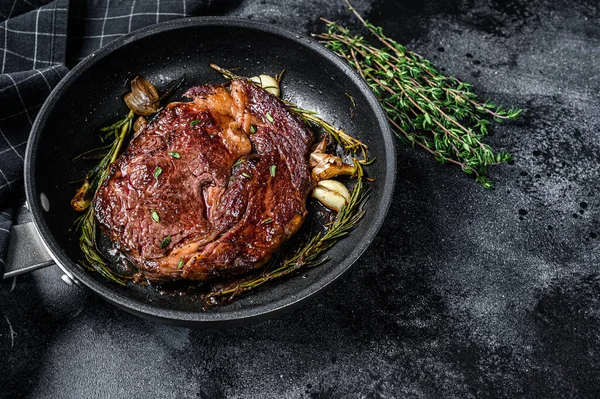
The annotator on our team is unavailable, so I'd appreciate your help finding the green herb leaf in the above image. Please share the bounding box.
[153,166,163,179]
[262,217,274,224]
[190,120,201,126]
[249,125,257,133]
[270,165,277,177]
[241,172,251,179]
[266,113,274,123]
[233,158,244,167]
[177,258,185,269]
[161,236,171,248]
[151,210,160,222]
[168,151,181,159]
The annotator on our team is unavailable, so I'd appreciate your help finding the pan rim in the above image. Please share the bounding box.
[24,16,397,326]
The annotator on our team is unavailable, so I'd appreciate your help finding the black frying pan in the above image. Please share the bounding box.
[24,17,396,328]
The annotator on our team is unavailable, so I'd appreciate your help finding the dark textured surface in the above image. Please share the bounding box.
[2,0,600,397]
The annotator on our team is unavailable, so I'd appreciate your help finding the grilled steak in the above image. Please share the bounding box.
[94,79,314,282]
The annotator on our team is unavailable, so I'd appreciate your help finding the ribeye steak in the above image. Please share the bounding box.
[94,79,314,282]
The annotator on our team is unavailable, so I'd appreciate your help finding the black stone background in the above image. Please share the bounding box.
[1,0,600,397]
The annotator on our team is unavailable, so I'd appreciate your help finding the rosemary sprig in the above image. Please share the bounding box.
[313,2,521,188]
[74,207,123,284]
[203,161,368,305]
[76,111,134,198]
[209,63,241,80]
[73,110,134,285]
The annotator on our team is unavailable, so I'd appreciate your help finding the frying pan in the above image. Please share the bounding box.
[19,17,396,328]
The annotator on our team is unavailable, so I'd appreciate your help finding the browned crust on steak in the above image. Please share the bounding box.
[93,79,313,282]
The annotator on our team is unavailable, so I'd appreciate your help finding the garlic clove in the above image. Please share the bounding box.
[71,180,92,212]
[318,180,351,202]
[312,179,351,212]
[311,155,356,181]
[124,76,160,116]
[308,137,328,168]
[309,137,355,181]
[133,116,147,138]
[250,74,280,97]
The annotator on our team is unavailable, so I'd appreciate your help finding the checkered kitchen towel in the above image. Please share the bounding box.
[0,0,232,272]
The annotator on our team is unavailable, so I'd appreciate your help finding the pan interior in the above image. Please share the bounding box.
[27,19,394,324]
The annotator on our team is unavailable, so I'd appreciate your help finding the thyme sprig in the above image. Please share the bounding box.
[203,161,368,305]
[313,2,521,188]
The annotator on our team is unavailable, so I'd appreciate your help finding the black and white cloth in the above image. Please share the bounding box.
[0,0,233,270]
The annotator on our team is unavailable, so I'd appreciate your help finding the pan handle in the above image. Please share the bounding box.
[2,221,55,280]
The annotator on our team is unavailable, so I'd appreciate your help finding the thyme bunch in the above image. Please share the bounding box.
[313,3,521,188]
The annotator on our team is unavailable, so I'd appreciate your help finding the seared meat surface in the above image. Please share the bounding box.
[94,79,313,281]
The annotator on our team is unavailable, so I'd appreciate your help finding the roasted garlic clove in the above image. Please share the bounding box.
[312,179,351,212]
[308,137,328,168]
[311,154,356,181]
[250,74,280,97]
[309,137,356,181]
[71,180,92,212]
[124,76,160,116]
[133,116,147,138]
